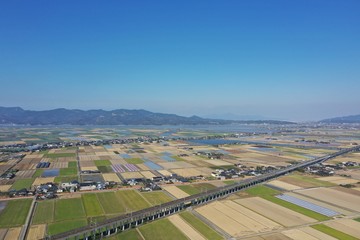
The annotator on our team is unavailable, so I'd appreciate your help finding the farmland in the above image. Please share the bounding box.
[1,125,360,239]
[54,198,86,221]
[32,200,55,224]
[179,211,223,240]
[115,190,150,211]
[82,194,104,216]
[139,218,188,240]
[11,178,34,190]
[141,191,173,205]
[0,199,32,228]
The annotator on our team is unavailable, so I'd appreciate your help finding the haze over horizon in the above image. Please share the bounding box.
[1,1,359,122]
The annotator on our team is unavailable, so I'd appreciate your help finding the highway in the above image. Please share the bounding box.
[47,145,360,240]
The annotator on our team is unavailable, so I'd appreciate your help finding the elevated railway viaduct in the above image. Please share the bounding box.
[47,146,360,240]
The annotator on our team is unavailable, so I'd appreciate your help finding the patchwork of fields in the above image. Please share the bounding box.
[1,127,360,240]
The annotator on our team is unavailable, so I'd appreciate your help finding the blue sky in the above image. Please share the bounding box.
[1,1,359,121]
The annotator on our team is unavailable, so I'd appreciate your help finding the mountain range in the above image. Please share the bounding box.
[0,107,293,125]
[320,114,360,124]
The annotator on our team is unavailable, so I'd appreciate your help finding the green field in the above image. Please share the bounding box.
[97,165,113,173]
[46,153,76,158]
[48,218,88,235]
[180,212,223,240]
[54,175,78,183]
[262,195,330,221]
[0,199,32,227]
[172,156,185,161]
[223,180,236,185]
[245,185,281,196]
[108,229,142,240]
[33,200,55,224]
[124,158,143,164]
[94,160,112,166]
[115,190,150,211]
[178,183,217,195]
[284,174,335,187]
[141,191,173,205]
[97,192,125,214]
[54,198,86,221]
[82,194,104,217]
[32,169,44,178]
[11,178,34,190]
[59,168,77,176]
[68,161,77,168]
[311,224,358,240]
[139,218,188,240]
[355,217,360,222]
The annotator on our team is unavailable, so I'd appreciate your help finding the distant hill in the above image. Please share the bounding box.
[0,107,294,125]
[320,114,360,124]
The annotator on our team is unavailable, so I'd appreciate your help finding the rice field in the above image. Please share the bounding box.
[0,199,32,227]
[141,191,173,205]
[139,218,188,240]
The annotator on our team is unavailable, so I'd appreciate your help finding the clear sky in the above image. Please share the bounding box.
[1,1,359,121]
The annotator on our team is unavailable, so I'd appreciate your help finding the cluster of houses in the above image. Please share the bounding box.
[8,180,118,199]
[195,151,223,159]
[304,161,359,176]
[0,169,16,180]
[211,164,282,180]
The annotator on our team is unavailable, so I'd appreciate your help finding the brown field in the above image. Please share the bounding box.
[120,172,143,179]
[136,164,150,171]
[0,141,25,146]
[196,202,251,236]
[267,180,303,191]
[295,187,360,212]
[235,197,317,227]
[95,151,115,156]
[52,149,76,154]
[244,237,265,240]
[261,233,292,240]
[298,226,337,240]
[140,171,156,179]
[79,156,99,161]
[27,224,46,240]
[0,185,12,192]
[335,169,360,180]
[156,162,180,169]
[172,161,196,168]
[33,177,55,186]
[80,166,98,171]
[162,185,189,199]
[157,170,172,176]
[285,192,352,215]
[324,219,360,238]
[15,170,36,179]
[169,214,206,240]
[203,159,233,166]
[316,176,359,185]
[196,201,282,237]
[102,173,121,182]
[223,200,282,230]
[110,159,128,165]
[50,162,68,169]
[4,227,21,240]
[171,168,203,177]
[79,161,96,167]
[24,154,44,160]
[332,186,360,196]
[281,229,320,240]
[0,229,7,240]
